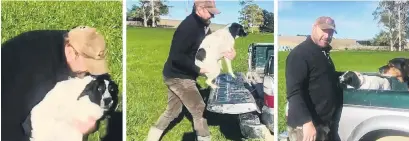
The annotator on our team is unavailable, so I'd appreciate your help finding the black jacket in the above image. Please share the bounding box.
[162,12,210,80]
[1,30,74,140]
[286,36,344,128]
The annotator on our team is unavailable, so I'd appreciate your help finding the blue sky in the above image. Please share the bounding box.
[278,1,382,40]
[126,0,274,25]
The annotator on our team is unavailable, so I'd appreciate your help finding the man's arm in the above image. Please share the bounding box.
[335,71,345,78]
[286,51,312,126]
[170,29,201,74]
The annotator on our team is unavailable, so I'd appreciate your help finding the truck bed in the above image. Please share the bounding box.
[206,72,260,114]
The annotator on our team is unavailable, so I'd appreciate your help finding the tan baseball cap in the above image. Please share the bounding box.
[194,0,221,15]
[67,26,108,75]
[314,16,337,34]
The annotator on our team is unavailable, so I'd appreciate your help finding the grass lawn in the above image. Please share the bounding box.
[126,27,273,141]
[277,51,409,133]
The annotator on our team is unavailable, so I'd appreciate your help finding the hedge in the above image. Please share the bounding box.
[1,1,123,140]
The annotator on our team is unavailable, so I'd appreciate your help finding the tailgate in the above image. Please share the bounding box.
[206,72,260,114]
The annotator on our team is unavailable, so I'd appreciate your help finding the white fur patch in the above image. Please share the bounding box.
[352,72,391,90]
[29,76,105,141]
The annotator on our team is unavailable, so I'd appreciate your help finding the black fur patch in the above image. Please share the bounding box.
[341,71,361,89]
[196,48,206,61]
[228,22,248,38]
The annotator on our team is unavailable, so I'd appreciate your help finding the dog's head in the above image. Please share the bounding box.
[379,58,409,81]
[228,22,248,39]
[77,74,118,114]
[340,71,362,89]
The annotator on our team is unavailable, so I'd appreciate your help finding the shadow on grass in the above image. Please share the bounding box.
[160,84,244,141]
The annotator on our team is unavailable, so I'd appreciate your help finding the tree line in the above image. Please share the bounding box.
[372,1,409,51]
[127,0,273,34]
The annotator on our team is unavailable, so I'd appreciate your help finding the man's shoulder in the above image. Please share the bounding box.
[3,30,68,44]
[16,30,68,38]
[288,43,306,56]
[175,14,197,33]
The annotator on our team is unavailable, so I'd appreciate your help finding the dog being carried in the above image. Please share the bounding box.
[28,75,116,141]
[195,22,248,89]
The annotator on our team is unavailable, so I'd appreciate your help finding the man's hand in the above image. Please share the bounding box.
[223,48,236,60]
[71,117,97,134]
[302,121,316,141]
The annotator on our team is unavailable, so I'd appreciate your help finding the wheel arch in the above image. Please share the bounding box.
[347,115,409,141]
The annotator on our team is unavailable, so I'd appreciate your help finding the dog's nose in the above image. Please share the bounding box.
[104,98,112,106]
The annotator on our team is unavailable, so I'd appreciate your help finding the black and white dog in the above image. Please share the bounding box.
[339,71,392,90]
[340,58,409,90]
[195,22,248,89]
[29,74,118,141]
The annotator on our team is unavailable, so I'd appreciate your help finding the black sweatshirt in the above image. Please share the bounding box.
[162,12,210,80]
[1,30,73,141]
[286,36,344,128]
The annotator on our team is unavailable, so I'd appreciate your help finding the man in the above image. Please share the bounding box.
[146,0,235,141]
[285,16,344,141]
[2,26,108,141]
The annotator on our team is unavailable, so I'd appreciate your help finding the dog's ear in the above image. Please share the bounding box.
[378,65,389,74]
[389,58,407,76]
[231,23,248,37]
[341,71,361,89]
[237,23,248,37]
[229,23,242,38]
[77,81,96,100]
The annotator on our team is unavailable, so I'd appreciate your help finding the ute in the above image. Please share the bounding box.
[338,72,409,141]
[279,59,409,141]
[206,43,274,140]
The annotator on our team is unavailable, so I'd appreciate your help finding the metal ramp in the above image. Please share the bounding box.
[206,72,260,114]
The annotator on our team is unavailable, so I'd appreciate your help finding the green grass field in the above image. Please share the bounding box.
[126,27,273,141]
[1,1,122,140]
[277,51,409,133]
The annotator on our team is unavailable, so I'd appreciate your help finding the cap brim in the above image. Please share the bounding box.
[318,24,337,34]
[84,58,109,75]
[207,8,221,15]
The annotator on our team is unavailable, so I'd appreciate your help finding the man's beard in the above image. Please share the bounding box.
[199,17,211,25]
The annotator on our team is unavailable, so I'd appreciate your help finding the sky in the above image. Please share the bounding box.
[278,1,382,40]
[126,0,274,25]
